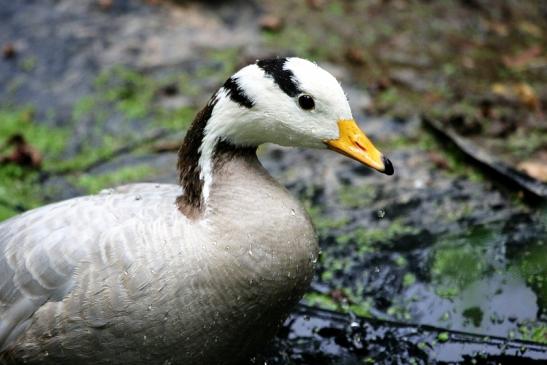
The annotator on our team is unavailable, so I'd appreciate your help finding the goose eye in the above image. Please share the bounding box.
[298,95,315,110]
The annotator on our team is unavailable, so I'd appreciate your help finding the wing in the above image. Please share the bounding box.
[0,183,181,350]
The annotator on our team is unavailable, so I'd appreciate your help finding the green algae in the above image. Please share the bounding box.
[303,292,338,311]
[437,332,449,343]
[518,323,547,344]
[387,303,411,321]
[303,289,372,319]
[0,166,43,220]
[510,234,547,316]
[336,220,418,249]
[431,226,496,298]
[462,306,484,327]
[95,66,156,120]
[338,183,377,208]
[403,273,416,287]
[93,65,198,131]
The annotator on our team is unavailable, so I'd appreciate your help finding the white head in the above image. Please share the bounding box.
[204,57,351,149]
[178,57,393,212]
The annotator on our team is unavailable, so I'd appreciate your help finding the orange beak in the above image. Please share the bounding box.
[325,119,394,175]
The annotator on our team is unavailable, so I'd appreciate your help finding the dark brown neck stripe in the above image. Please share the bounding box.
[176,98,216,217]
[176,97,257,218]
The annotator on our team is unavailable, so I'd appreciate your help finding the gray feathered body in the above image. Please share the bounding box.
[0,155,318,364]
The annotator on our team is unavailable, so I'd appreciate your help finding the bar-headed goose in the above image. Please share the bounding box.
[0,57,393,364]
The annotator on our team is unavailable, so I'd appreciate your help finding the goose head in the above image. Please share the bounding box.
[178,57,393,215]
[203,57,393,172]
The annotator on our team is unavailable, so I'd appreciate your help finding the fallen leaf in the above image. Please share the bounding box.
[515,83,541,112]
[518,22,542,38]
[518,160,547,182]
[2,42,16,59]
[344,47,366,66]
[491,82,541,112]
[259,15,283,32]
[306,0,324,10]
[0,134,42,169]
[503,45,542,69]
[491,83,510,97]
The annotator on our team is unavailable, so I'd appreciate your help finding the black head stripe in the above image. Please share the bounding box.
[223,76,254,108]
[257,58,301,97]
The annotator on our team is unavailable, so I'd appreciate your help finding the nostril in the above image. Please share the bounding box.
[355,140,367,151]
[382,157,394,175]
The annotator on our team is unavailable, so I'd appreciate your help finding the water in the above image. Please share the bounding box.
[307,217,547,342]
[261,305,547,364]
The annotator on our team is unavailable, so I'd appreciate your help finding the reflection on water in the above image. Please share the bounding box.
[412,273,538,335]
[413,222,545,339]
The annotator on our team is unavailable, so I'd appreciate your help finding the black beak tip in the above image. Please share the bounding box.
[382,157,394,176]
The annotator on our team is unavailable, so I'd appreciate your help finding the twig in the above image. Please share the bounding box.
[423,117,547,199]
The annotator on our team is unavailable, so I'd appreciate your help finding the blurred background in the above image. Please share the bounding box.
[0,0,546,363]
